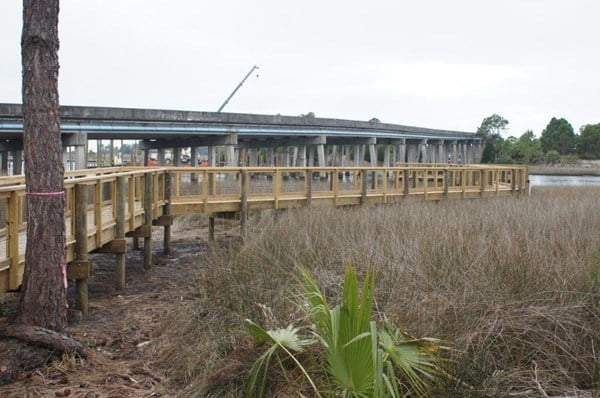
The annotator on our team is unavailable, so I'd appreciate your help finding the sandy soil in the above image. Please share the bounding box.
[0,217,216,397]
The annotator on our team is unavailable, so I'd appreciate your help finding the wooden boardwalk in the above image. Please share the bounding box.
[0,164,528,312]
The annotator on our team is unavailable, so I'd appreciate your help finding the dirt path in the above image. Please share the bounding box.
[0,219,214,397]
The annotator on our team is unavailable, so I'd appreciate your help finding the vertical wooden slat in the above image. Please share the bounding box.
[8,191,20,290]
[306,169,312,207]
[361,169,368,205]
[443,170,450,199]
[273,170,281,209]
[480,169,486,197]
[332,169,339,206]
[116,176,126,290]
[94,179,102,248]
[128,174,135,230]
[240,170,248,239]
[403,169,410,199]
[143,172,153,269]
[163,172,172,254]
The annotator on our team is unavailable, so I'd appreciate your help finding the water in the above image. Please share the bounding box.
[530,174,600,187]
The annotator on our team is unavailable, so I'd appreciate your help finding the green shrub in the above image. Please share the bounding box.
[545,149,560,163]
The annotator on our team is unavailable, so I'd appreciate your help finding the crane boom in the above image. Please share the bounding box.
[217,65,259,112]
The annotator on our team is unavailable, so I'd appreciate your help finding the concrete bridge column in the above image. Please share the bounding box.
[383,145,391,167]
[284,147,291,167]
[13,150,23,175]
[418,140,428,163]
[291,147,298,167]
[360,145,366,166]
[332,145,339,166]
[398,139,406,163]
[298,146,307,167]
[63,148,70,171]
[190,146,198,167]
[316,144,325,168]
[307,146,315,167]
[451,140,458,163]
[369,144,377,167]
[207,146,216,167]
[74,146,86,169]
[249,148,258,167]
[174,147,182,167]
[239,148,247,166]
[437,140,445,164]
[224,144,236,167]
[462,142,468,165]
[1,152,8,175]
[340,146,347,167]
[267,147,275,167]
[353,145,360,166]
[157,148,166,166]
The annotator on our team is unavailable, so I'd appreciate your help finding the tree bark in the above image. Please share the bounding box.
[18,0,67,331]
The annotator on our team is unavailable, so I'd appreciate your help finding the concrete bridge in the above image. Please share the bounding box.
[0,104,483,174]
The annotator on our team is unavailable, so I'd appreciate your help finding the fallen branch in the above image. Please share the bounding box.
[0,324,89,358]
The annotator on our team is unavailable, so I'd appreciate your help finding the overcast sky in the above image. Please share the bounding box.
[1,0,598,136]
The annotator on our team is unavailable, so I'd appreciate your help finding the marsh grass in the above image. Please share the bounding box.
[157,186,600,397]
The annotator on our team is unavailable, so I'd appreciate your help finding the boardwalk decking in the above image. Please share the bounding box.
[0,164,528,310]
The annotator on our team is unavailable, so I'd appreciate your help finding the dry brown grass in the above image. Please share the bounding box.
[156,187,600,397]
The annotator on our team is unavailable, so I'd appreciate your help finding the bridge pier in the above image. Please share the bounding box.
[249,148,258,167]
[158,148,166,166]
[12,150,22,175]
[418,140,428,163]
[267,147,275,167]
[451,140,458,163]
[369,144,377,166]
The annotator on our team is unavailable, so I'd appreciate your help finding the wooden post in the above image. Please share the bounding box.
[443,170,450,199]
[273,170,281,209]
[74,184,89,316]
[208,215,215,242]
[163,172,172,254]
[403,169,410,199]
[511,168,517,194]
[480,170,486,197]
[240,170,248,239]
[360,169,368,205]
[143,172,153,269]
[306,169,312,207]
[115,176,126,290]
[332,169,339,206]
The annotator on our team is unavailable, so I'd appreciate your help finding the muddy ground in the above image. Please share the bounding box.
[0,216,226,397]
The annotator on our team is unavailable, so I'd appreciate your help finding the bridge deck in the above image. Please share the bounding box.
[0,164,528,302]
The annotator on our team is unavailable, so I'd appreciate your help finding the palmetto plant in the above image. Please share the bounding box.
[245,265,450,397]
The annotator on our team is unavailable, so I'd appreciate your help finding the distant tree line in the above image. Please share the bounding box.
[477,114,600,164]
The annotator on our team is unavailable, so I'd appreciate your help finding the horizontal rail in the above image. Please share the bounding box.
[0,164,528,294]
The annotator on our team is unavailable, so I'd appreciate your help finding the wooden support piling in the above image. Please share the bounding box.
[143,172,153,269]
[115,176,126,290]
[208,215,215,242]
[403,169,410,199]
[74,184,89,316]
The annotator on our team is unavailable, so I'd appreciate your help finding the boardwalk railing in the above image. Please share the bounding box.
[0,164,528,310]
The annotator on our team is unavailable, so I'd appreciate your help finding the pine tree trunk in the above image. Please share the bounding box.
[18,0,67,331]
